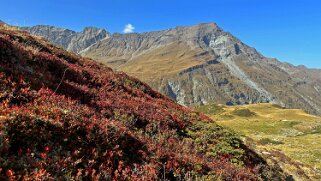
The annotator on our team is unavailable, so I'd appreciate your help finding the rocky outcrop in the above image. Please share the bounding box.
[20,25,110,53]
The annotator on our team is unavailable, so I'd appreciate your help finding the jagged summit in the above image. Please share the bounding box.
[82,26,108,33]
[174,22,220,31]
[20,24,110,53]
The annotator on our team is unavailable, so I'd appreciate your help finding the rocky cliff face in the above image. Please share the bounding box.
[20,25,110,53]
[81,23,321,115]
[23,22,321,116]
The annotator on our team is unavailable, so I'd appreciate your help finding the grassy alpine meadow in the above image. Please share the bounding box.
[196,103,321,180]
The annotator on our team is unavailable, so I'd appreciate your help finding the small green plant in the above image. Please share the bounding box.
[231,108,256,117]
[258,138,284,145]
[186,122,245,165]
[195,103,225,115]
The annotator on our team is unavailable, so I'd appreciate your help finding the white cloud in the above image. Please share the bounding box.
[123,24,135,33]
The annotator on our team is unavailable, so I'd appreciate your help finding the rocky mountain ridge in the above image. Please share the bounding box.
[20,25,110,53]
[20,22,321,116]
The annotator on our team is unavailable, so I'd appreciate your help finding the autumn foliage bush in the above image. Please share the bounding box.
[0,25,286,180]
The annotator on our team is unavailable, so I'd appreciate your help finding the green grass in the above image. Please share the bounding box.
[231,108,256,117]
[258,138,284,145]
[195,103,225,115]
[197,103,321,180]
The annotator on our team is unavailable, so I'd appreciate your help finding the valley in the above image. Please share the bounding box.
[1,1,320,180]
[196,103,321,180]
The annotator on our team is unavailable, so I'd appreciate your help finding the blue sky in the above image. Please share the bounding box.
[1,0,321,68]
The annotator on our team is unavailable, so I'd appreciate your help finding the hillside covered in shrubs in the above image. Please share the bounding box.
[0,25,286,180]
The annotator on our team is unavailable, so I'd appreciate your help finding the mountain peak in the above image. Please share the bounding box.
[83,26,106,32]
[21,24,110,53]
[196,22,218,27]
[176,22,218,28]
[174,22,221,32]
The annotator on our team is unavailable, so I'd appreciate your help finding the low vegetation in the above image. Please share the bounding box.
[197,103,321,180]
[258,138,284,145]
[195,103,225,115]
[231,108,256,117]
